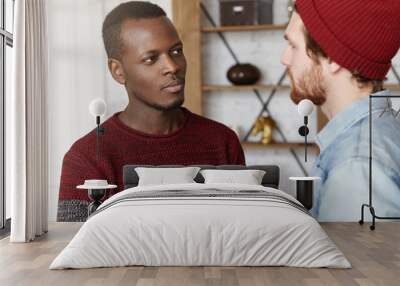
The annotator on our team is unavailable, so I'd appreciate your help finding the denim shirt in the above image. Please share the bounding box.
[311,90,400,221]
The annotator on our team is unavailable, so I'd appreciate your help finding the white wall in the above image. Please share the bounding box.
[47,0,400,221]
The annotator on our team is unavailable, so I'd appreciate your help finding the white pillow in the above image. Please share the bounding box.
[135,167,201,186]
[200,169,266,185]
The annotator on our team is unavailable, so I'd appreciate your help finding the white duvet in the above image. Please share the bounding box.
[50,183,351,269]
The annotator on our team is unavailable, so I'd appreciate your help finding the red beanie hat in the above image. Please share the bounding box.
[295,0,400,80]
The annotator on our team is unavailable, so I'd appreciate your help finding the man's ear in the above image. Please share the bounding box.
[327,59,341,75]
[108,58,126,85]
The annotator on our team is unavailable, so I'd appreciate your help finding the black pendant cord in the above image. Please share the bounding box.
[95,116,105,161]
[305,127,308,162]
[200,3,307,176]
[360,94,400,231]
[96,116,101,161]
[96,132,100,161]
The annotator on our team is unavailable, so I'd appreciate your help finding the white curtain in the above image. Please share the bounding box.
[10,0,48,242]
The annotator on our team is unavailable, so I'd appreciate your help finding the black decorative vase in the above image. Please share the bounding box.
[227,63,261,85]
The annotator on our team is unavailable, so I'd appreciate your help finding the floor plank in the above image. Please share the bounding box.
[0,222,399,286]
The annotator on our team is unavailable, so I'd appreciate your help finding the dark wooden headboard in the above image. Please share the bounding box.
[123,165,280,189]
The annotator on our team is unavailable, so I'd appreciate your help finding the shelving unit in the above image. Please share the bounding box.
[242,142,318,150]
[200,22,400,95]
[172,0,322,154]
[202,23,286,33]
[384,84,400,91]
[172,0,400,153]
[203,84,399,92]
[203,84,291,92]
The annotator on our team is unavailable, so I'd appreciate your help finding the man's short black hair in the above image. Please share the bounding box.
[102,1,166,60]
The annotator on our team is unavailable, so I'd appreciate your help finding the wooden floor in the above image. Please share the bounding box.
[0,222,399,286]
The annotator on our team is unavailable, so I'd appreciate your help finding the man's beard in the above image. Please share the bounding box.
[137,95,184,112]
[289,64,327,106]
[147,97,184,112]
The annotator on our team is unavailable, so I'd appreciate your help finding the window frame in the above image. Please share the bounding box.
[0,0,14,233]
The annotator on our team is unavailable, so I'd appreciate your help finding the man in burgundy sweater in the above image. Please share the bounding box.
[57,2,245,222]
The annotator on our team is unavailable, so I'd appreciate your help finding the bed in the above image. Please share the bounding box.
[50,165,350,269]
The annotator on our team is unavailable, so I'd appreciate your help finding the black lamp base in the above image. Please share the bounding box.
[87,188,107,216]
[289,177,320,211]
[296,180,313,210]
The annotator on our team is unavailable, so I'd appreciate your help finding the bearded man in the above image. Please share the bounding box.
[281,0,400,221]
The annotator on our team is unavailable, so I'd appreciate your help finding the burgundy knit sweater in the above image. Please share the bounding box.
[57,108,245,221]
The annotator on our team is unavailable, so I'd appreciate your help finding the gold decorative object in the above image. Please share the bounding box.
[251,116,276,145]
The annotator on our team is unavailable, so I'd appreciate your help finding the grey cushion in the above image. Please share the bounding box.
[123,165,279,189]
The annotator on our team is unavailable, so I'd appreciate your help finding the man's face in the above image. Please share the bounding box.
[281,12,326,105]
[114,16,186,111]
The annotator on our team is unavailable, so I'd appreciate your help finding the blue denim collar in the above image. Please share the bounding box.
[316,90,391,153]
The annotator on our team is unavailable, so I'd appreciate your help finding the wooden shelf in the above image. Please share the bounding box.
[203,84,400,92]
[384,84,400,91]
[202,24,287,33]
[242,142,318,150]
[203,84,291,92]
